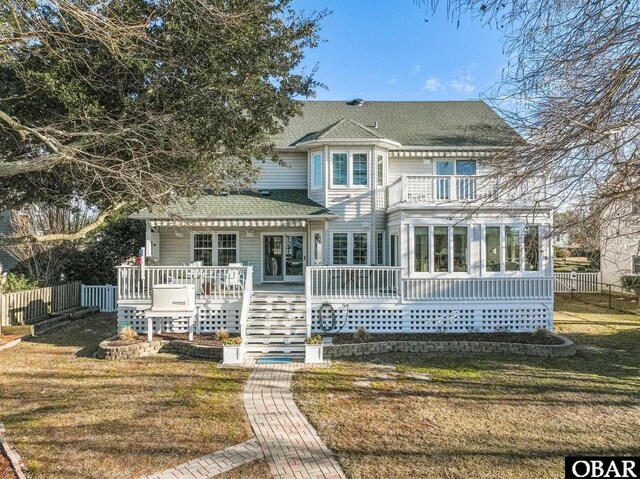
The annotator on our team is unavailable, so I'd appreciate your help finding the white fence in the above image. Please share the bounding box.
[554,272,601,293]
[81,285,118,312]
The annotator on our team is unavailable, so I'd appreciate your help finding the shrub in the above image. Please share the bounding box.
[555,247,570,259]
[621,275,640,297]
[215,328,230,341]
[533,327,550,338]
[222,336,243,345]
[118,326,138,341]
[353,326,371,343]
[305,335,322,345]
[0,273,39,294]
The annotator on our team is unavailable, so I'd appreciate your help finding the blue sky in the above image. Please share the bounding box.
[293,0,508,101]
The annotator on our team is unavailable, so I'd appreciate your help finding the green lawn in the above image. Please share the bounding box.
[293,297,640,479]
[0,314,253,479]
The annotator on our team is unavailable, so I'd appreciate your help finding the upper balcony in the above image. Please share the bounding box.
[387,174,549,208]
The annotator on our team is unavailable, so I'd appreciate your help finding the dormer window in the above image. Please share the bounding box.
[331,151,369,188]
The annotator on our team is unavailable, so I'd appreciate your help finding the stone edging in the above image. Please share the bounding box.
[0,421,28,479]
[324,334,576,358]
[95,337,222,360]
[0,338,23,353]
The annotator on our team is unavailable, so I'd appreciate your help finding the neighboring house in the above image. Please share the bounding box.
[600,209,640,287]
[0,211,18,272]
[118,100,555,357]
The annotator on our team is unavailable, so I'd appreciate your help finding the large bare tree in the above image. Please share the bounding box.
[0,0,325,245]
[426,0,640,231]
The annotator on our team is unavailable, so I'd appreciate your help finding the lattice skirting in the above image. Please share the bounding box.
[311,302,553,333]
[117,304,241,333]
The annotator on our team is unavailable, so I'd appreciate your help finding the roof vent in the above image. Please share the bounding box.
[351,98,364,106]
[260,190,271,196]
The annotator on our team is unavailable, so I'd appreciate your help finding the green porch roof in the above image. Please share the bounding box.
[274,100,522,148]
[131,189,334,220]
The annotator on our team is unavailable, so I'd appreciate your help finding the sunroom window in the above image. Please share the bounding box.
[434,226,448,272]
[505,226,521,271]
[484,225,542,273]
[524,226,540,271]
[414,227,429,272]
[453,226,468,272]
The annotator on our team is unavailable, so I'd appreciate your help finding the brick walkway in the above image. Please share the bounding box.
[139,438,263,479]
[244,363,346,479]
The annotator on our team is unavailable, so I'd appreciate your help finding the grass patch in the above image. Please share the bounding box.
[293,298,640,479]
[0,314,252,479]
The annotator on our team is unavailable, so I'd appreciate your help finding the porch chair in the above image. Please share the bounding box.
[224,263,245,292]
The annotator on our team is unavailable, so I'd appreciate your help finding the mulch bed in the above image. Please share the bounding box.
[0,450,18,479]
[329,331,564,345]
[104,336,149,347]
[155,333,225,346]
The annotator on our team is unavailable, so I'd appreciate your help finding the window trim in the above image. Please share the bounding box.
[409,224,471,276]
[376,230,386,265]
[329,150,370,188]
[311,151,323,190]
[330,230,370,265]
[376,153,385,187]
[190,231,239,266]
[482,224,543,275]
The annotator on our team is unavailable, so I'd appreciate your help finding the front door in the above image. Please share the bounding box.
[263,234,305,282]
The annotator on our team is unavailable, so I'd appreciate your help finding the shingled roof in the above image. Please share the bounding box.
[131,189,334,220]
[273,100,522,148]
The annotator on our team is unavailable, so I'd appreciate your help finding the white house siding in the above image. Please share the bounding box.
[252,152,308,189]
[388,157,434,184]
[156,225,308,284]
[600,220,640,287]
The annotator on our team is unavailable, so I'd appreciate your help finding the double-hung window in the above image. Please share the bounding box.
[192,232,238,266]
[633,254,640,274]
[311,152,322,189]
[376,154,384,187]
[331,232,369,265]
[331,152,368,187]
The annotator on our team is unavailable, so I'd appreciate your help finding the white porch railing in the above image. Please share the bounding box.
[117,265,250,301]
[387,174,547,206]
[81,284,118,312]
[240,266,253,339]
[307,266,403,300]
[554,272,600,293]
[403,277,554,301]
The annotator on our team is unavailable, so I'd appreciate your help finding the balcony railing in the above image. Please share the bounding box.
[387,175,547,206]
[117,265,250,301]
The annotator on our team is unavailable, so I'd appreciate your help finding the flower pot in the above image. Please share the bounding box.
[305,343,323,364]
[222,343,244,364]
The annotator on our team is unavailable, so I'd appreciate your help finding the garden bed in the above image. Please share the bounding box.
[330,331,564,345]
[155,333,225,346]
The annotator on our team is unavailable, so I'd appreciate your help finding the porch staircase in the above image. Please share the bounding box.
[244,292,307,358]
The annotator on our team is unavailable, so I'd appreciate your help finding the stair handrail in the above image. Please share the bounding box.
[240,266,253,340]
[305,266,312,338]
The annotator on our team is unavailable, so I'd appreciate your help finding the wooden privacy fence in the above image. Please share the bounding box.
[554,272,601,293]
[0,282,81,326]
[81,285,118,313]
